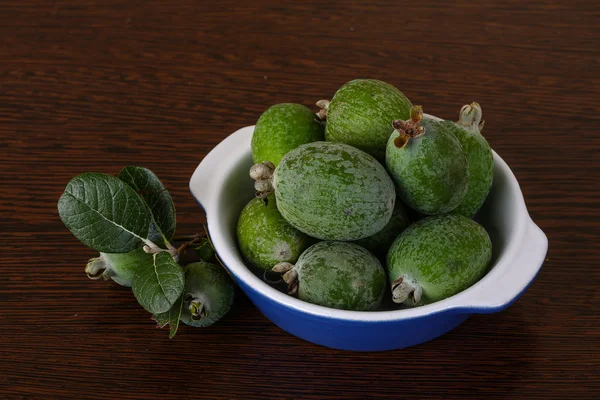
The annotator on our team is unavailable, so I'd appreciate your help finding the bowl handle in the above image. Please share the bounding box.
[189,125,255,212]
[455,219,548,313]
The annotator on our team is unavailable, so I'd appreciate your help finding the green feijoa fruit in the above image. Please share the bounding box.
[443,102,494,218]
[251,141,396,241]
[85,247,151,287]
[237,194,314,271]
[180,262,235,328]
[251,103,325,167]
[353,200,410,260]
[273,241,386,311]
[318,79,412,161]
[386,214,492,307]
[386,106,469,215]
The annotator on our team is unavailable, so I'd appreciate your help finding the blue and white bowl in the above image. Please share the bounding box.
[189,117,548,351]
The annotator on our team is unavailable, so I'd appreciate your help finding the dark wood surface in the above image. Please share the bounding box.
[1,1,598,399]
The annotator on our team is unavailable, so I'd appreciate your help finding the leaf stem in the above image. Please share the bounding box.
[166,241,178,253]
[175,233,206,254]
[200,224,228,271]
[173,234,203,241]
[143,238,179,261]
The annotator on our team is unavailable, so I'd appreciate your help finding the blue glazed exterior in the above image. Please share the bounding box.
[231,272,470,351]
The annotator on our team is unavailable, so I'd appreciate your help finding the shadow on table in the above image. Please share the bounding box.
[302,306,540,399]
[83,285,539,399]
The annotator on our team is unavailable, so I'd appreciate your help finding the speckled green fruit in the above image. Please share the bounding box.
[237,194,314,271]
[180,262,234,328]
[273,141,396,241]
[443,102,494,217]
[85,247,151,287]
[386,111,469,215]
[386,214,492,307]
[321,79,412,161]
[275,241,387,311]
[251,103,325,166]
[353,200,410,260]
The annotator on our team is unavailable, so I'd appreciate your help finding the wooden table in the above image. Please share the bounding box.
[2,1,598,399]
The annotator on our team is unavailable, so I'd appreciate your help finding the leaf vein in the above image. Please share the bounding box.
[62,192,145,243]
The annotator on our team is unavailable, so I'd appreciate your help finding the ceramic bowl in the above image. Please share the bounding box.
[189,117,548,351]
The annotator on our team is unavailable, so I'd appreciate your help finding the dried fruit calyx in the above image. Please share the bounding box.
[391,105,426,148]
[272,261,299,295]
[391,275,422,306]
[249,161,275,199]
[458,101,485,132]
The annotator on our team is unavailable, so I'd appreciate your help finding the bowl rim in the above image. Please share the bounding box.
[189,117,547,322]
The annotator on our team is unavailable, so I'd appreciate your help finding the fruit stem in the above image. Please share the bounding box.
[391,275,422,306]
[85,256,110,280]
[316,100,330,120]
[458,102,484,132]
[250,162,275,199]
[391,105,426,148]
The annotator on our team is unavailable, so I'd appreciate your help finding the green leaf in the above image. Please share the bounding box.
[153,294,183,339]
[57,173,150,253]
[117,166,176,246]
[132,252,184,314]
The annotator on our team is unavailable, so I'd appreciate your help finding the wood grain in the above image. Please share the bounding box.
[1,0,598,399]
